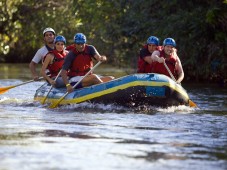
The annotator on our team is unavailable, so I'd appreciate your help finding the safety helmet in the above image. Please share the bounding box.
[163,38,176,47]
[54,35,66,44]
[43,27,55,36]
[147,36,159,46]
[74,33,86,44]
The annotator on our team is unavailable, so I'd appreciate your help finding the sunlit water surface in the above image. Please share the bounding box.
[0,70,227,170]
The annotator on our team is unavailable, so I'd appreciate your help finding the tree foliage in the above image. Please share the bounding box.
[0,0,226,82]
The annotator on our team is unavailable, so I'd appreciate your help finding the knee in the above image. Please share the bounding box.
[55,78,65,88]
[100,76,115,82]
[90,74,103,84]
[109,76,115,80]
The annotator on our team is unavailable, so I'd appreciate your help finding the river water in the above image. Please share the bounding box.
[0,64,226,170]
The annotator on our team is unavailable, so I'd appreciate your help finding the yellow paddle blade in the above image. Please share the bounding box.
[49,95,66,108]
[0,86,15,94]
[41,96,48,105]
[49,102,59,109]
[0,78,42,95]
[189,100,197,108]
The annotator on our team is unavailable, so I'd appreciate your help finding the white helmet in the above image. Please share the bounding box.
[43,27,55,36]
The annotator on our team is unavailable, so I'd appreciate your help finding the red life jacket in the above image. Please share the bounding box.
[137,45,163,73]
[151,49,177,78]
[68,45,93,77]
[44,50,66,78]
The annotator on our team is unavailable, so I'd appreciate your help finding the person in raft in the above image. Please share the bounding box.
[41,35,68,88]
[29,27,56,81]
[137,36,162,73]
[151,38,184,83]
[61,33,114,93]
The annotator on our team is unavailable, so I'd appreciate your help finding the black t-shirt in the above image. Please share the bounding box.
[62,45,98,70]
[140,47,152,60]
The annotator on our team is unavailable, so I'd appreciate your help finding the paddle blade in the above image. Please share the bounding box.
[41,96,48,105]
[49,99,62,108]
[0,78,40,95]
[0,86,15,94]
[189,100,197,108]
[49,94,67,108]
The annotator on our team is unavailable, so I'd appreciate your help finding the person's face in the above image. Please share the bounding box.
[55,42,65,51]
[75,43,85,52]
[44,32,55,44]
[148,44,157,53]
[164,45,174,56]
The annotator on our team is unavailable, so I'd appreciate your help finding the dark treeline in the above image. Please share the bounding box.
[0,0,226,83]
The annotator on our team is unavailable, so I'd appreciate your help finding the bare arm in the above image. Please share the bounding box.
[61,69,69,85]
[61,69,73,93]
[94,54,107,62]
[151,50,165,63]
[175,57,184,83]
[41,54,55,85]
[143,56,153,64]
[29,61,41,81]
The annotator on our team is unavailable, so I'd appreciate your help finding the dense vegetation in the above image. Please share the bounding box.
[0,0,226,83]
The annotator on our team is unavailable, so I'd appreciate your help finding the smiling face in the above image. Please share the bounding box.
[164,45,175,56]
[55,42,65,52]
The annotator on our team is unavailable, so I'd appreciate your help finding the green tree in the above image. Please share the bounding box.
[0,0,78,62]
[0,0,226,83]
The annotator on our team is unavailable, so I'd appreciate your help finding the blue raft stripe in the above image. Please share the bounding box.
[35,74,189,105]
[45,81,189,105]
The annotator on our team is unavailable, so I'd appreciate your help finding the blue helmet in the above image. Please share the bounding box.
[147,36,159,46]
[54,35,66,44]
[163,38,176,47]
[74,33,86,44]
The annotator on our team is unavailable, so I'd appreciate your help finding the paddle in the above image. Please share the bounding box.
[0,77,43,95]
[163,62,197,108]
[49,61,102,108]
[41,70,62,105]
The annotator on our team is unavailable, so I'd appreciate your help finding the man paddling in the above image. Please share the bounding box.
[151,38,184,83]
[137,36,161,73]
[29,27,56,81]
[61,33,114,93]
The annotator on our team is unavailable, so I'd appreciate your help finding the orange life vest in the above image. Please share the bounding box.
[68,45,93,77]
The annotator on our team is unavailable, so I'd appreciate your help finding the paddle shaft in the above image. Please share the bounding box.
[163,62,177,82]
[11,77,43,88]
[41,70,62,104]
[0,77,43,94]
[50,61,102,108]
[163,62,197,107]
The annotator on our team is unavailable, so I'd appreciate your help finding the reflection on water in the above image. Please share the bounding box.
[0,64,227,170]
[0,63,132,80]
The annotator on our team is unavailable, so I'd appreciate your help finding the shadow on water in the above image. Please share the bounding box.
[0,130,101,142]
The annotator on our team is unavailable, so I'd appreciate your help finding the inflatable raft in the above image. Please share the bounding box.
[34,73,192,107]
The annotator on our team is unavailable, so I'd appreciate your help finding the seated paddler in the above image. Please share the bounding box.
[61,33,114,93]
[41,35,68,88]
